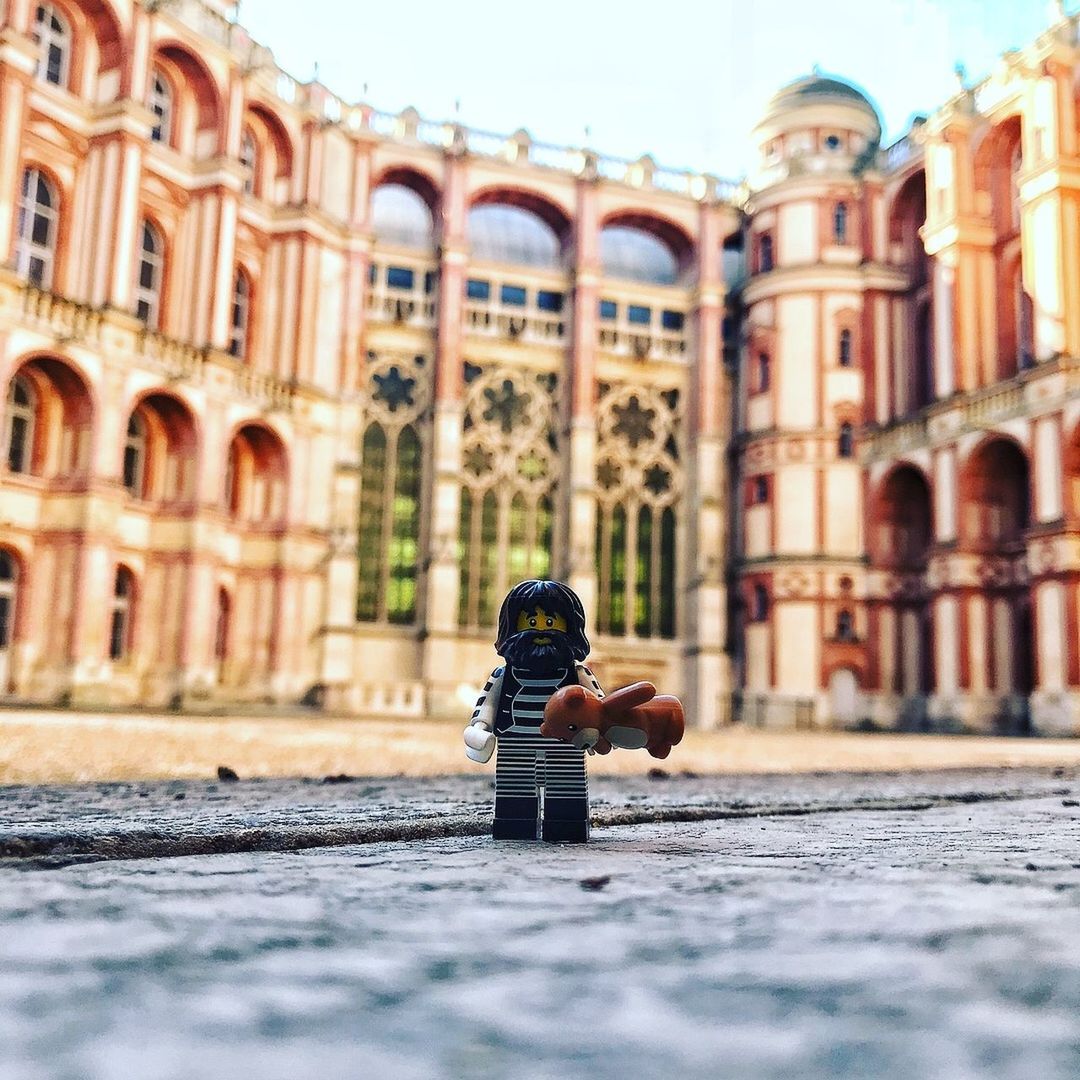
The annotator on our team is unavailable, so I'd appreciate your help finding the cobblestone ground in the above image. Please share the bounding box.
[3,772,1080,1079]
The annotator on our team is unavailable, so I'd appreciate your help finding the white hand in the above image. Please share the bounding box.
[463,723,496,763]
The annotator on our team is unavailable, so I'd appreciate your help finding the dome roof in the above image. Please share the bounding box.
[765,73,878,118]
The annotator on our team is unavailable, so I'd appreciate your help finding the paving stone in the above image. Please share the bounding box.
[2,772,1080,1078]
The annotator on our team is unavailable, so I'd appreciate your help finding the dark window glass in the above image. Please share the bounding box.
[759,234,773,273]
[500,284,527,307]
[135,299,151,323]
[368,262,377,284]
[754,476,769,504]
[108,609,126,660]
[7,415,29,472]
[753,583,769,622]
[31,213,50,246]
[356,424,387,622]
[386,266,415,290]
[424,270,437,294]
[839,328,853,367]
[825,134,841,150]
[758,352,770,392]
[536,290,563,313]
[599,299,617,320]
[0,595,10,648]
[838,423,854,459]
[661,310,684,331]
[466,278,490,301]
[46,43,63,85]
[834,202,848,244]
[627,304,651,326]
[28,256,46,287]
[659,508,676,638]
[836,609,855,641]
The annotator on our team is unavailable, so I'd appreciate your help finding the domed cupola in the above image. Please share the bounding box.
[752,69,882,186]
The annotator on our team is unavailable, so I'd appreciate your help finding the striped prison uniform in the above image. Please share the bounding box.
[470,661,605,841]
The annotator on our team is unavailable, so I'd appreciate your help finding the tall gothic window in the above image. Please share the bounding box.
[229,269,251,359]
[4,376,36,474]
[109,566,135,661]
[457,365,558,629]
[135,220,164,327]
[149,68,172,144]
[356,353,429,624]
[15,168,58,288]
[240,129,258,196]
[594,385,681,639]
[33,4,71,88]
[758,232,774,273]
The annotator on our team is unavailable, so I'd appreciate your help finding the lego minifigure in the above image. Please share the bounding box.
[464,579,603,842]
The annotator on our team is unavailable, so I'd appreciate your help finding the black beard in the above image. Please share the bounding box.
[500,629,574,670]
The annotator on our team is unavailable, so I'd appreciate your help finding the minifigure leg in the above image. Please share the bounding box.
[493,741,540,840]
[540,743,589,843]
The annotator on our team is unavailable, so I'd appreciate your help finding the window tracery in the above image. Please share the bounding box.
[594,383,682,638]
[357,351,431,624]
[457,364,559,629]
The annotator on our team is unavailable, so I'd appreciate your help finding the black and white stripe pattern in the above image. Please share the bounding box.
[470,667,504,727]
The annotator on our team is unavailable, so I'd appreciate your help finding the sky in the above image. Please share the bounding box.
[236,0,1066,178]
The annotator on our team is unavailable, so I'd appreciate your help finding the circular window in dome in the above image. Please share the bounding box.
[825,134,842,151]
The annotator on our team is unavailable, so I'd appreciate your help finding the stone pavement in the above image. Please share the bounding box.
[3,770,1080,1078]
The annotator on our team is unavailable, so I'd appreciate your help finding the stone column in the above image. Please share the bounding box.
[0,31,33,265]
[563,161,600,626]
[340,136,374,393]
[685,189,731,728]
[207,74,245,350]
[421,137,468,714]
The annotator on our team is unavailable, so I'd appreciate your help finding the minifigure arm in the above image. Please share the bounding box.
[575,663,604,698]
[464,667,504,763]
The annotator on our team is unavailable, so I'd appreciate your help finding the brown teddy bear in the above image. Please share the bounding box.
[540,681,684,759]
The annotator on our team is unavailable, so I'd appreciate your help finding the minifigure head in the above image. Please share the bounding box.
[495,579,589,669]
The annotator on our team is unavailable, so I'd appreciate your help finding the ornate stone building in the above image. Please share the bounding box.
[734,9,1080,734]
[1,0,1078,732]
[0,0,738,722]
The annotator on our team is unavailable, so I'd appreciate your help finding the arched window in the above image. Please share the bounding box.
[594,386,681,639]
[15,168,58,288]
[109,567,135,661]
[229,269,251,359]
[4,376,36,474]
[0,549,16,654]
[135,221,164,327]
[33,4,71,88]
[357,421,424,624]
[754,476,769,504]
[240,129,258,196]
[838,328,853,367]
[149,68,173,144]
[838,422,854,459]
[752,583,769,622]
[123,412,146,496]
[469,204,563,269]
[457,366,559,629]
[371,183,435,249]
[833,202,848,244]
[599,226,679,285]
[836,609,856,642]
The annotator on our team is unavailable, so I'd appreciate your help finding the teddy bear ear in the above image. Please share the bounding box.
[600,681,656,714]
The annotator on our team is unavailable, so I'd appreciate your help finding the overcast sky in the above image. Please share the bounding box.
[237,0,1065,178]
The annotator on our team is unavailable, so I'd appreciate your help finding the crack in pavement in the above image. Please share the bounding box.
[2,784,1067,869]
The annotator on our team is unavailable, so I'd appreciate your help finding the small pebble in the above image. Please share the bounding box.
[1062,799,1078,807]
[580,875,611,891]
[216,766,240,783]
[647,768,670,780]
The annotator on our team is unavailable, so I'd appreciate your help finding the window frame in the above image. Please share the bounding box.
[15,168,59,289]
